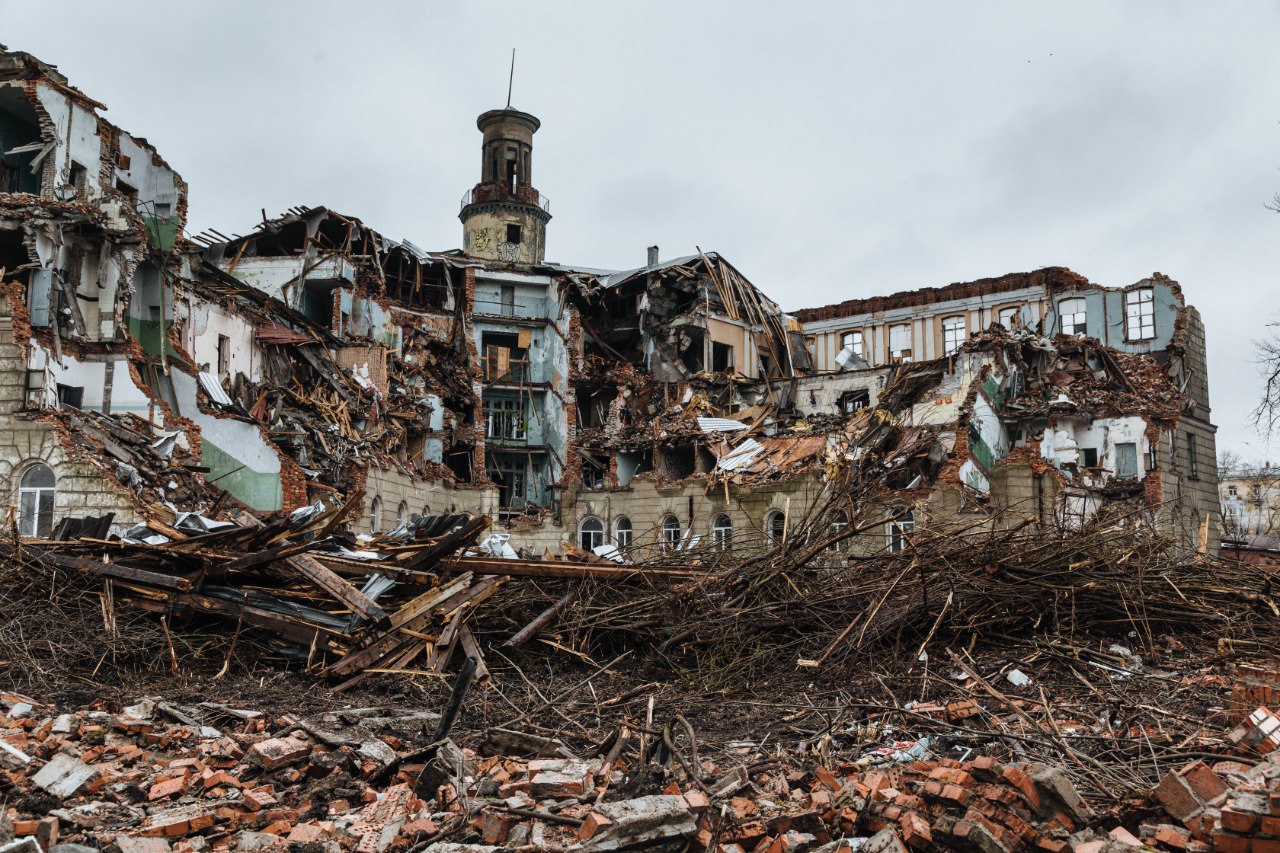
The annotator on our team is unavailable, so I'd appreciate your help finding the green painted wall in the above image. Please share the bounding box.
[201,438,283,511]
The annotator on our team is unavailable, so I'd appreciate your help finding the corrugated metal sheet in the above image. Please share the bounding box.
[697,417,749,433]
[198,371,234,407]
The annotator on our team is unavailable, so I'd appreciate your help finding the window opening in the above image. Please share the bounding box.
[18,463,55,538]
[889,323,912,362]
[1059,298,1087,336]
[615,516,633,549]
[579,516,605,551]
[887,509,915,553]
[942,315,967,355]
[712,514,733,550]
[1126,287,1155,340]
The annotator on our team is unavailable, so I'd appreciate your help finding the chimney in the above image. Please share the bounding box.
[647,245,659,269]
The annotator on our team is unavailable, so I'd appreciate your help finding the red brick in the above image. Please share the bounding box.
[243,788,278,812]
[147,776,187,801]
[578,812,614,842]
[1260,814,1280,836]
[1220,807,1258,834]
[1255,839,1280,853]
[1154,824,1191,849]
[1211,831,1250,853]
[899,811,932,850]
[1156,772,1207,822]
[247,737,311,770]
[1181,761,1229,803]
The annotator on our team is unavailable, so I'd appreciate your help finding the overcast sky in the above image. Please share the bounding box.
[5,2,1279,461]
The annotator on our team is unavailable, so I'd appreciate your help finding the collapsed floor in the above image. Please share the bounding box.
[0,511,1278,851]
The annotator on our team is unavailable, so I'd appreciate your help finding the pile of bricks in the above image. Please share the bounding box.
[1145,715,1280,852]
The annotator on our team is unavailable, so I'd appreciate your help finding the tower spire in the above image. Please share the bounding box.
[506,49,515,109]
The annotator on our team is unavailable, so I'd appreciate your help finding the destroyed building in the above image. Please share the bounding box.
[0,45,1220,554]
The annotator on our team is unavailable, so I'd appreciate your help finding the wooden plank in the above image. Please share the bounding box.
[286,554,389,626]
[35,552,192,591]
[444,556,698,582]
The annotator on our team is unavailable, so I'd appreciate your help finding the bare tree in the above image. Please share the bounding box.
[1219,451,1280,537]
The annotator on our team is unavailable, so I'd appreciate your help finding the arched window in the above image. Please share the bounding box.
[887,509,915,553]
[369,496,382,533]
[828,510,849,551]
[18,463,55,538]
[579,516,605,551]
[766,510,787,546]
[712,514,733,551]
[661,515,682,550]
[615,516,633,549]
[397,501,409,525]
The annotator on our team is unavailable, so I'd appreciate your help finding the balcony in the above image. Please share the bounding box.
[461,185,551,214]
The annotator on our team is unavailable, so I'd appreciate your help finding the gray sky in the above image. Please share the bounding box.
[5,2,1279,461]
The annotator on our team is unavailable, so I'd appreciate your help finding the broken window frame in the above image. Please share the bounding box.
[889,323,912,363]
[766,510,786,546]
[840,330,865,359]
[579,516,605,551]
[839,389,870,415]
[17,463,55,538]
[1125,287,1156,341]
[615,516,633,549]
[941,315,967,356]
[997,305,1019,329]
[1059,298,1087,336]
[711,514,733,551]
[369,495,382,532]
[484,396,528,443]
[828,510,849,552]
[661,515,682,551]
[887,509,914,553]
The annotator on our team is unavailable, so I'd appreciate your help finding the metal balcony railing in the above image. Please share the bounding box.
[460,187,551,214]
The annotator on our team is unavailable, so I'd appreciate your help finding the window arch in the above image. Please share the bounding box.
[18,463,55,538]
[369,496,383,533]
[828,510,849,551]
[397,501,409,525]
[887,509,915,553]
[661,515,682,550]
[712,514,733,550]
[614,516,633,549]
[766,510,787,546]
[579,516,605,551]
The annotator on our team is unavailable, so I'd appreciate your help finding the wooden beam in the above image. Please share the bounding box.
[35,552,192,591]
[286,554,390,626]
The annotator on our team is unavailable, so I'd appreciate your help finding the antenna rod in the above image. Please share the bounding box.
[506,49,515,109]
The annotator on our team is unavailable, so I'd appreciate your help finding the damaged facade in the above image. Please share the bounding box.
[0,46,1219,553]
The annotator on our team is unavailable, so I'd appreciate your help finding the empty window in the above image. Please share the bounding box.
[887,509,915,553]
[840,389,870,414]
[998,306,1019,329]
[579,516,605,551]
[828,510,849,551]
[942,315,967,356]
[889,323,913,362]
[216,334,231,380]
[840,330,864,358]
[661,515,682,550]
[712,514,733,550]
[615,516,633,549]
[369,496,382,532]
[1114,443,1138,479]
[1059,298,1087,336]
[711,342,735,372]
[1126,287,1155,341]
[484,397,527,441]
[18,463,55,538]
[505,148,518,193]
[1186,432,1198,479]
[1081,448,1099,468]
[766,510,787,546]
[397,501,409,525]
[68,161,87,195]
[56,383,84,410]
[505,223,522,244]
[115,179,138,200]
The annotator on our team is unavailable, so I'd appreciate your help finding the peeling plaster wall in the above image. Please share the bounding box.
[29,350,152,415]
[186,301,260,382]
[170,370,283,511]
[32,85,103,196]
[115,133,181,212]
[1040,415,1150,482]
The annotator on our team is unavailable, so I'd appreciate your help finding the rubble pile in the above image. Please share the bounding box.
[0,691,1123,853]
